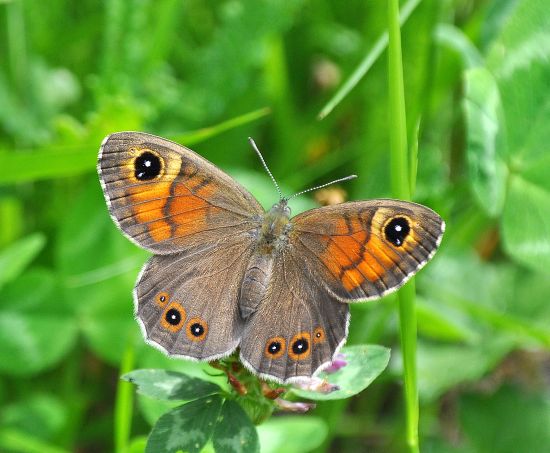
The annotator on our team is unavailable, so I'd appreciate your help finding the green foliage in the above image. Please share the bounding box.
[257,417,328,453]
[124,348,388,452]
[291,345,390,401]
[1,0,549,451]
[123,370,222,401]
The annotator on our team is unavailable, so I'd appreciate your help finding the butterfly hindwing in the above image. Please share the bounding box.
[239,250,350,383]
[135,236,256,360]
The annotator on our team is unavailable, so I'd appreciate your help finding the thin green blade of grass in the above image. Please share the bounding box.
[0,428,70,453]
[318,0,421,120]
[0,107,270,185]
[387,0,419,452]
[169,106,270,145]
[114,342,135,453]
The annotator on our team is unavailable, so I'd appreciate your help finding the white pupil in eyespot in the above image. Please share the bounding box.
[395,225,402,231]
[145,160,151,167]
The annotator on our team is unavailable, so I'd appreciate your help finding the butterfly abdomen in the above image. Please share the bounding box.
[239,254,274,319]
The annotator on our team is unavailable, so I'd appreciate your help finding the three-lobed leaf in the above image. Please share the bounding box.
[291,344,391,401]
[144,395,260,453]
[122,369,221,401]
[146,395,223,453]
[462,0,550,272]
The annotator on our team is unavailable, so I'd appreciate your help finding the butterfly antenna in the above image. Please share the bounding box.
[287,174,357,200]
[248,137,283,200]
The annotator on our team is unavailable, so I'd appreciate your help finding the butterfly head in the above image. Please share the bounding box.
[269,199,291,219]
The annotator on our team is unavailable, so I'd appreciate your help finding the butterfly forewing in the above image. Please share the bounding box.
[290,199,445,301]
[98,132,263,254]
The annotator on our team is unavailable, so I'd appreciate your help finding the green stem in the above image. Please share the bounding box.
[387,0,419,452]
[6,0,28,94]
[114,341,135,453]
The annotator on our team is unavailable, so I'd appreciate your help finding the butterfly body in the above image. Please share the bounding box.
[257,202,292,253]
[98,132,445,383]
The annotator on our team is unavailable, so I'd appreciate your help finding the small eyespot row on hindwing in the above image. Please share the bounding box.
[264,330,328,360]
[383,216,411,247]
[156,292,169,307]
[132,148,163,181]
[288,332,312,361]
[313,327,325,344]
[186,317,208,342]
[160,302,186,333]
[264,336,286,359]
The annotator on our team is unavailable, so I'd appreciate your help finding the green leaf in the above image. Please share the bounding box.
[290,344,390,401]
[0,270,77,376]
[135,349,229,426]
[416,296,479,344]
[146,395,223,453]
[463,67,508,216]
[416,339,513,402]
[460,385,550,453]
[0,108,269,185]
[0,145,96,185]
[435,24,484,69]
[56,178,146,364]
[420,252,550,347]
[502,174,550,271]
[0,233,46,290]
[0,428,70,453]
[257,417,328,453]
[212,400,259,453]
[484,0,550,271]
[0,393,67,441]
[123,369,221,401]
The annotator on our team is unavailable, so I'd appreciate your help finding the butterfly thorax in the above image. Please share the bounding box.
[256,202,292,255]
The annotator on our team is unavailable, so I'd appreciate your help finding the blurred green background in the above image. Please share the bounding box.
[1,0,550,452]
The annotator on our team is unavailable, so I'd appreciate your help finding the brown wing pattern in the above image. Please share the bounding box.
[135,236,256,360]
[239,249,350,383]
[291,199,445,301]
[98,132,263,254]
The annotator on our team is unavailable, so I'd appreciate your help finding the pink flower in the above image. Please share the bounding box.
[274,398,316,413]
[292,376,340,393]
[324,353,347,374]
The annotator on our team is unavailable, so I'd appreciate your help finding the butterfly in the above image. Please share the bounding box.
[98,132,444,383]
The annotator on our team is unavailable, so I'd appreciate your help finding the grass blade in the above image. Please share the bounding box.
[318,0,421,120]
[388,0,419,452]
[0,107,270,185]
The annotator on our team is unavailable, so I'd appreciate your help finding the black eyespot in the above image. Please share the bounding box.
[134,151,161,180]
[165,308,181,326]
[267,341,282,355]
[190,323,204,337]
[159,295,166,302]
[292,338,309,355]
[384,217,410,247]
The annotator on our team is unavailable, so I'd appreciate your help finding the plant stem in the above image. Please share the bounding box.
[387,0,419,452]
[114,341,135,453]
